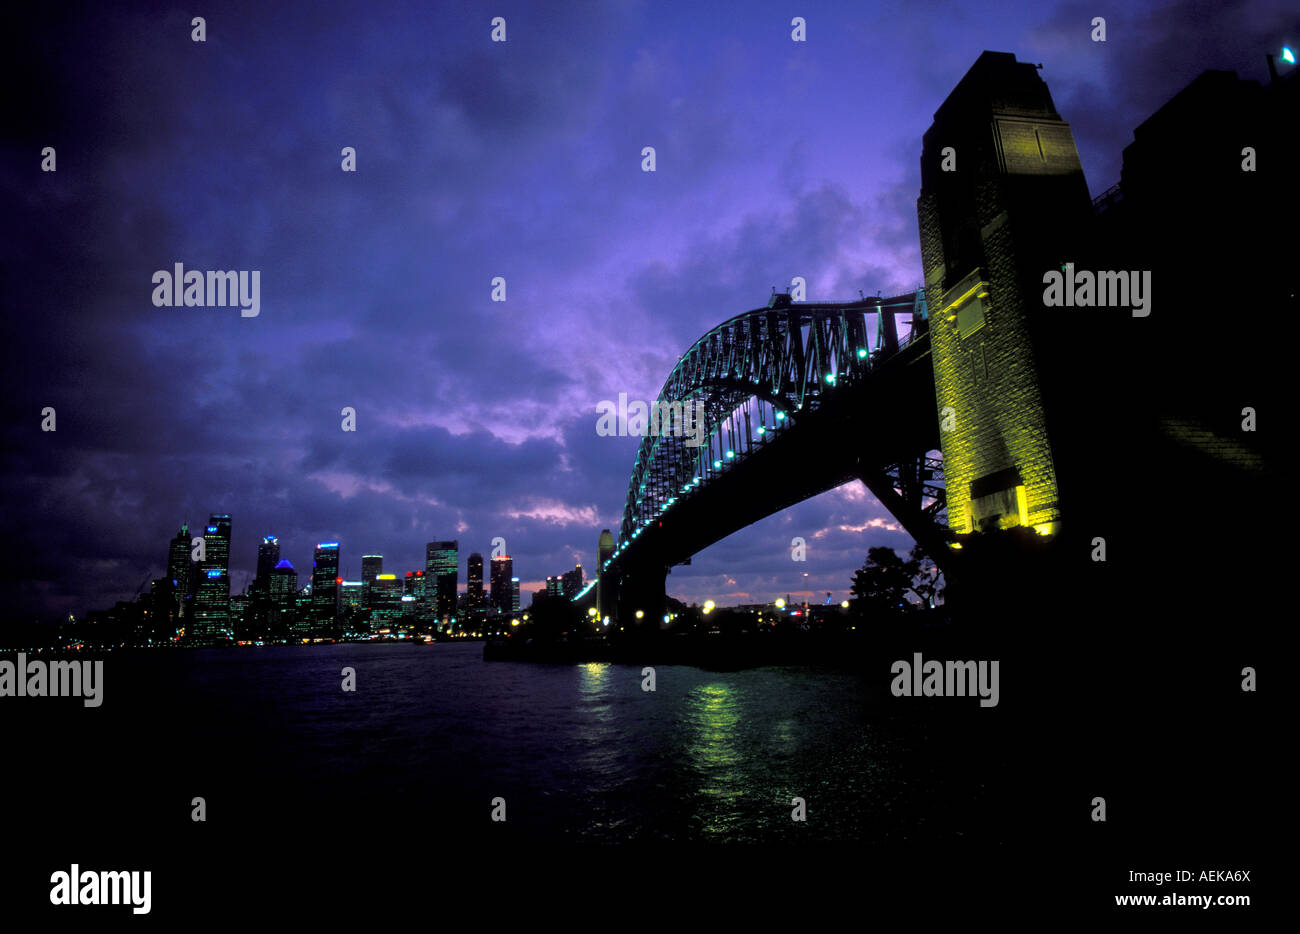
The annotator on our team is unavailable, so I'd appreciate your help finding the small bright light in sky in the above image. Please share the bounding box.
[1282,46,1295,64]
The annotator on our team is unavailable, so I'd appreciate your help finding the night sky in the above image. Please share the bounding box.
[2,0,1292,622]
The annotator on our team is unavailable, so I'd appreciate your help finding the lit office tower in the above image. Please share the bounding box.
[369,574,402,628]
[255,536,280,596]
[546,576,563,597]
[426,541,458,621]
[269,559,298,638]
[192,513,232,642]
[165,523,192,620]
[562,564,583,598]
[339,581,365,623]
[361,554,383,607]
[310,542,341,636]
[510,578,521,613]
[466,553,485,609]
[489,554,513,613]
[404,570,428,608]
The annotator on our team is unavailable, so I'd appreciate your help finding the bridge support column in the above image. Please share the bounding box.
[917,51,1091,542]
[612,564,667,632]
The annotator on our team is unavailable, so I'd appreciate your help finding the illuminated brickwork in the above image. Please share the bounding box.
[917,52,1092,536]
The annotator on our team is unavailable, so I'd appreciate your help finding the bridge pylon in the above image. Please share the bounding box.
[917,51,1092,544]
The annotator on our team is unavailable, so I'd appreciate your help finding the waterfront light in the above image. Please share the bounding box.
[841,600,850,609]
[635,610,644,619]
[1283,46,1295,64]
[775,598,786,609]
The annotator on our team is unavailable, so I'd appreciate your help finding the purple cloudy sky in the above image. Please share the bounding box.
[2,0,1294,620]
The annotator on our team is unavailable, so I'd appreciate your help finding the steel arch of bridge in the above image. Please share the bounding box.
[612,290,934,563]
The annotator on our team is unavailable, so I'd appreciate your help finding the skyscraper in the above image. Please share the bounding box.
[510,578,521,613]
[466,553,485,609]
[192,514,232,643]
[255,536,280,591]
[561,563,583,598]
[426,540,458,622]
[368,574,402,629]
[165,522,192,622]
[489,554,512,613]
[310,542,341,636]
[404,569,428,612]
[269,559,299,640]
[361,555,383,585]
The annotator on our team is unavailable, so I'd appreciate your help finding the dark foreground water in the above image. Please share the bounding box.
[50,642,1000,843]
[5,640,1276,920]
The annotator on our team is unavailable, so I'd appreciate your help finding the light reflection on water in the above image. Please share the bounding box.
[115,643,998,844]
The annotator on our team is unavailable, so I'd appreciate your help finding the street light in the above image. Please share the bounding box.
[775,598,786,609]
[635,610,644,619]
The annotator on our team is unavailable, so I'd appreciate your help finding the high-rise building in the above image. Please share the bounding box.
[466,553,485,609]
[263,559,298,642]
[510,577,521,613]
[489,555,513,613]
[404,570,428,610]
[361,555,383,585]
[546,576,563,597]
[561,564,583,598]
[192,514,232,643]
[310,542,341,636]
[255,536,280,591]
[165,522,192,622]
[369,574,402,629]
[426,541,458,622]
[339,581,365,632]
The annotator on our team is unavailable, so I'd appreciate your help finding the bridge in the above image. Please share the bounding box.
[575,52,1087,626]
[592,290,954,624]
[583,49,1284,629]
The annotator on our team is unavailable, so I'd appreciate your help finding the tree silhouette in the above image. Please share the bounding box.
[849,544,944,620]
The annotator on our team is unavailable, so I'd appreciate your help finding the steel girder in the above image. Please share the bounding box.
[613,291,929,560]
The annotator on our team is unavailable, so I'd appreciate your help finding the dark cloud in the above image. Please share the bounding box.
[3,0,1284,619]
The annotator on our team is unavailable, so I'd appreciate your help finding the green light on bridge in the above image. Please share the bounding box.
[857,348,868,359]
[1283,46,1295,64]
[725,450,735,459]
[775,411,785,421]
[713,460,722,468]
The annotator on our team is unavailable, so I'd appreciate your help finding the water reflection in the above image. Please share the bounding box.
[684,682,746,834]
